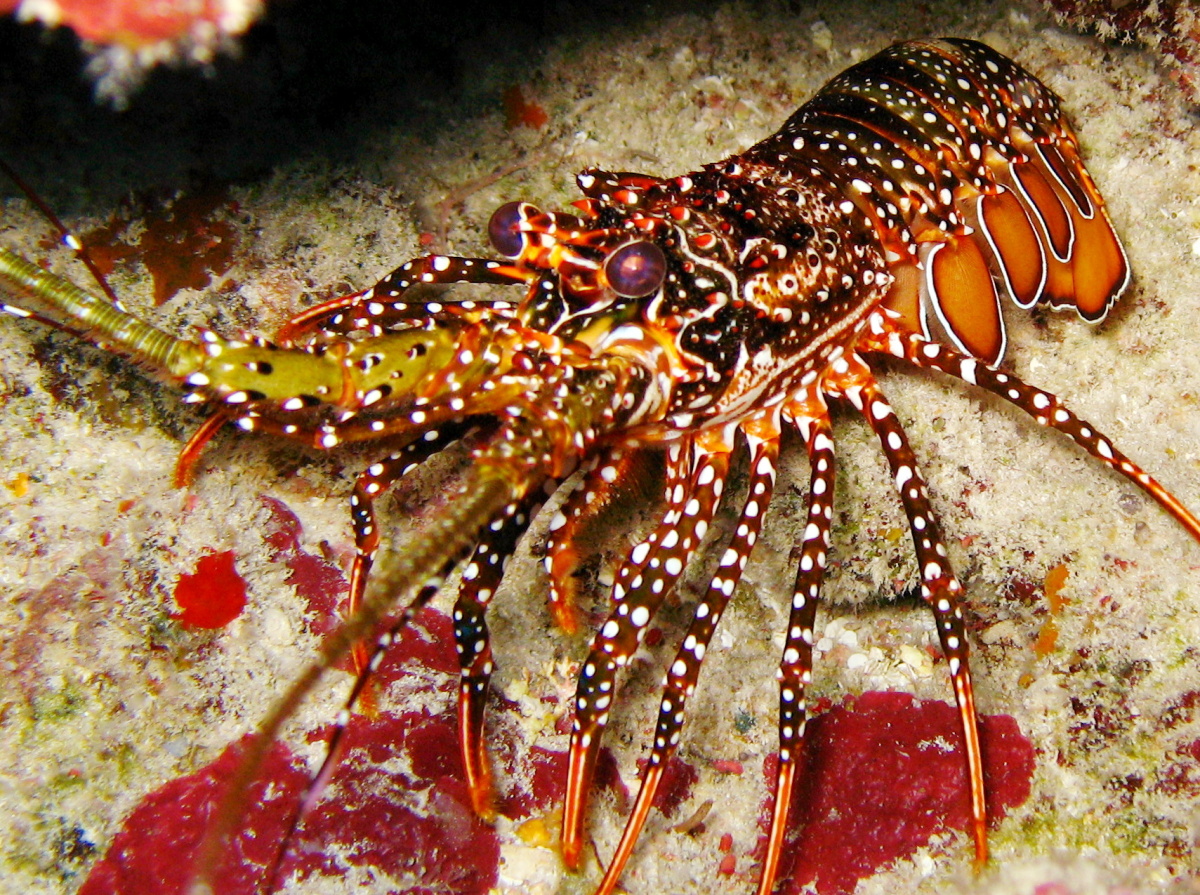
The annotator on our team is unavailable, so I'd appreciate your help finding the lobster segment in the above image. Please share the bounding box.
[275,254,526,344]
[344,420,479,695]
[1033,141,1130,321]
[0,247,207,376]
[1065,191,1129,321]
[175,408,235,486]
[1011,156,1074,260]
[346,419,479,632]
[972,185,1047,309]
[922,232,1006,365]
[992,139,1129,323]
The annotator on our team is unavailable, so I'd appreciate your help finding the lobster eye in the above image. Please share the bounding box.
[604,240,666,298]
[488,202,525,257]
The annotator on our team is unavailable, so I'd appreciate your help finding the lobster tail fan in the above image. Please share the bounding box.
[997,139,1130,323]
[974,186,1046,309]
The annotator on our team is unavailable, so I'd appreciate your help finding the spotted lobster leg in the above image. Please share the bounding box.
[275,255,528,344]
[861,325,1200,544]
[347,423,476,619]
[562,430,734,870]
[544,446,646,634]
[453,489,547,818]
[343,422,477,705]
[758,395,836,895]
[593,413,781,895]
[831,351,989,865]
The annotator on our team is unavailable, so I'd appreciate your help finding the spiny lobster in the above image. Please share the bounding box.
[2,37,1198,895]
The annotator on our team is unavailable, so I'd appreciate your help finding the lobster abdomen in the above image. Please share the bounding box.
[748,37,1129,364]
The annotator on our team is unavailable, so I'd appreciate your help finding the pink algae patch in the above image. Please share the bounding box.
[641,754,701,817]
[259,496,348,637]
[496,743,695,823]
[172,550,247,629]
[78,735,309,895]
[762,691,1035,895]
[80,610,572,894]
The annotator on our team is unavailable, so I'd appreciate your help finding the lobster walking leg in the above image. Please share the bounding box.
[863,327,1200,542]
[453,489,546,818]
[759,397,836,895]
[562,434,733,869]
[275,255,526,344]
[544,446,644,634]
[346,422,477,686]
[837,353,988,865]
[595,415,781,895]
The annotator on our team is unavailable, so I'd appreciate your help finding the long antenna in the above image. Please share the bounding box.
[0,158,126,309]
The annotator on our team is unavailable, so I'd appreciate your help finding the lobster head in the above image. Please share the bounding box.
[487,165,891,434]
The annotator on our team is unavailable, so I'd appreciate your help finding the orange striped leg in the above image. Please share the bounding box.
[344,423,473,699]
[275,255,526,344]
[453,492,543,819]
[174,409,233,487]
[544,447,639,634]
[864,331,1200,544]
[595,422,780,895]
[758,398,835,895]
[838,354,988,867]
[562,432,734,870]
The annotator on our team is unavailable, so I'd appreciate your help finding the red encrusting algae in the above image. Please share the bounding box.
[81,612,503,894]
[761,691,1035,895]
[172,550,247,630]
[259,496,349,638]
[79,186,239,307]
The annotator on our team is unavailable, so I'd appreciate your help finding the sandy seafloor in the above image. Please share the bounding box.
[2,1,1200,893]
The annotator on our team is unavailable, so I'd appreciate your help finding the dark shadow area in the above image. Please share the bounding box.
[0,0,726,210]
